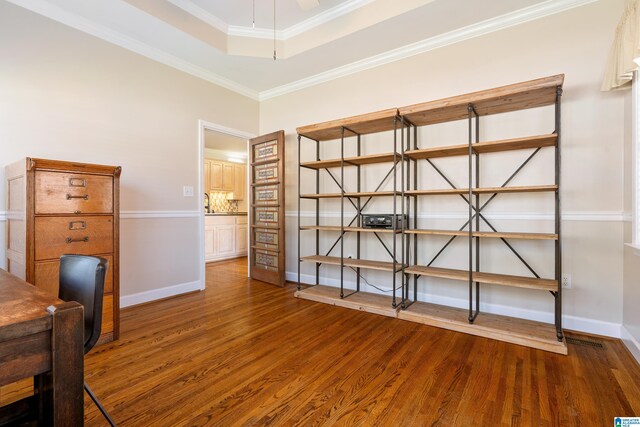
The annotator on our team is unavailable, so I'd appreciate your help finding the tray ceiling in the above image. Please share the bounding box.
[6,0,597,100]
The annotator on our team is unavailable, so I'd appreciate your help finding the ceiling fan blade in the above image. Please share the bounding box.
[296,0,320,10]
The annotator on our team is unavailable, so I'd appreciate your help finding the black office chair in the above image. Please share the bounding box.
[59,255,117,427]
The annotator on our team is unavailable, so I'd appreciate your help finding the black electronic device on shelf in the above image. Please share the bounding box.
[361,214,406,229]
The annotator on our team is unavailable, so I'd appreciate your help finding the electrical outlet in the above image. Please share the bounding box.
[562,273,572,289]
[183,186,194,197]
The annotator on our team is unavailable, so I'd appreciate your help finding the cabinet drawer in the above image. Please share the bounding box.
[34,254,114,297]
[101,294,113,334]
[35,171,113,214]
[35,216,113,261]
[236,216,248,225]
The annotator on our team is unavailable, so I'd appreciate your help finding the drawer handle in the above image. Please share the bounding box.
[69,178,86,187]
[66,236,89,244]
[68,221,86,230]
[66,194,89,200]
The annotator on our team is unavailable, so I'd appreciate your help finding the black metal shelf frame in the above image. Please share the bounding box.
[402,87,563,341]
[297,117,411,308]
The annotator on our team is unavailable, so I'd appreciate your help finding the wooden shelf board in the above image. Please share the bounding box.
[405,134,558,160]
[405,188,468,196]
[404,229,558,240]
[399,74,564,126]
[405,265,557,291]
[300,152,401,169]
[300,191,400,198]
[405,229,468,237]
[474,185,558,194]
[398,301,567,354]
[297,108,399,141]
[474,134,557,153]
[473,231,557,240]
[405,185,558,196]
[405,144,468,159]
[301,255,403,272]
[405,265,468,281]
[295,285,400,318]
[300,225,401,233]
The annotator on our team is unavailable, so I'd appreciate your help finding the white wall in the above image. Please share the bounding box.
[0,2,259,300]
[623,79,640,358]
[260,0,628,336]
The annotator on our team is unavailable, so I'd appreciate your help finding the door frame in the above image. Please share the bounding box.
[198,120,255,288]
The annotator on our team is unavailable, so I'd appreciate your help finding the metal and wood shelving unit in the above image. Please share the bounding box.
[296,109,410,316]
[295,75,567,354]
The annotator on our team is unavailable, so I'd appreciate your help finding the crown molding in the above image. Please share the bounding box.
[227,25,281,40]
[166,0,229,33]
[259,0,598,100]
[171,0,375,41]
[279,0,375,39]
[6,0,260,100]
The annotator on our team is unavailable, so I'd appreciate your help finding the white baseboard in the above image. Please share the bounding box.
[120,280,203,308]
[287,271,622,338]
[621,326,640,365]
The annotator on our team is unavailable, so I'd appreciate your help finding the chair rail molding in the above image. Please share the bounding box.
[120,210,201,219]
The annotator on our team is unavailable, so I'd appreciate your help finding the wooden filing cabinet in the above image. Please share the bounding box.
[5,158,121,344]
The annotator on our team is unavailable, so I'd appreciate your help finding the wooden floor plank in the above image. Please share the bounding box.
[72,258,640,426]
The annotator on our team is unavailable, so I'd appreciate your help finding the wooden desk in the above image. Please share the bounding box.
[0,268,83,425]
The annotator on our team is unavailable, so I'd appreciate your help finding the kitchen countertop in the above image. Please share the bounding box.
[205,212,248,216]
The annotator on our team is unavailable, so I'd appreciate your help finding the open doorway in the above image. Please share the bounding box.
[198,121,254,289]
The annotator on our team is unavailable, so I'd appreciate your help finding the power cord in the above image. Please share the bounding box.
[346,258,403,293]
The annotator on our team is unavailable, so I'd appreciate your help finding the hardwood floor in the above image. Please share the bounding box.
[82,257,640,426]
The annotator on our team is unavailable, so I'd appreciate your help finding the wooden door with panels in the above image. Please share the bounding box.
[249,131,285,287]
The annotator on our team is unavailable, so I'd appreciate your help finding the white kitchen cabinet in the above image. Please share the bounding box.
[204,224,215,259]
[236,225,247,252]
[205,215,248,262]
[215,224,235,256]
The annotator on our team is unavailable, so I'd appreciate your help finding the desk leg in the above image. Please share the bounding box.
[40,302,84,426]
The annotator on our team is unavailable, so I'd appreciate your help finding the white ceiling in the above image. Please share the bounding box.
[7,0,597,100]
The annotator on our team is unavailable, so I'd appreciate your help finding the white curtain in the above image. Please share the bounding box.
[602,0,640,91]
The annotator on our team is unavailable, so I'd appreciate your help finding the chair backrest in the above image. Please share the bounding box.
[59,255,108,355]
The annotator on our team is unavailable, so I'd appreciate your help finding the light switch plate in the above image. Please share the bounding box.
[183,186,194,197]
